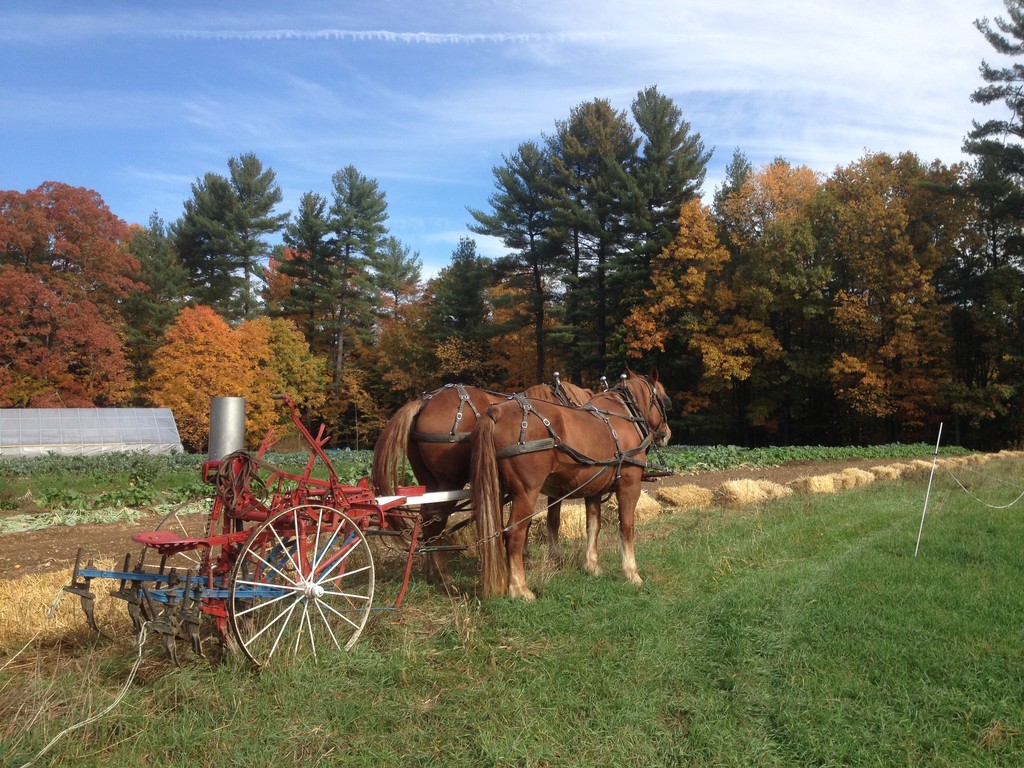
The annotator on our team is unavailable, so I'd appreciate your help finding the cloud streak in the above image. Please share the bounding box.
[0,0,1005,273]
[161,28,595,45]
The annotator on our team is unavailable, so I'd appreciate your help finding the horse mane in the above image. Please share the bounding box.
[558,381,595,406]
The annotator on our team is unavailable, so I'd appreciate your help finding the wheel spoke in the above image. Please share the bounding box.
[263,599,302,660]
[312,598,343,651]
[229,505,375,666]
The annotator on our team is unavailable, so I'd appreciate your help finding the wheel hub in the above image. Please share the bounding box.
[303,581,325,599]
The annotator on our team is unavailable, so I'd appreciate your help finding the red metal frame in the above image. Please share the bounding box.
[75,394,429,656]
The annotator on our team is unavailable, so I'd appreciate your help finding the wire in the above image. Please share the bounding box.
[944,465,1024,510]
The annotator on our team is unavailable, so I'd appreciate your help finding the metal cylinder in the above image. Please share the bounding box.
[208,397,246,460]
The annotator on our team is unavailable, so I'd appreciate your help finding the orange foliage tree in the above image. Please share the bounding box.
[148,307,278,451]
[0,182,139,320]
[624,198,782,416]
[237,316,330,413]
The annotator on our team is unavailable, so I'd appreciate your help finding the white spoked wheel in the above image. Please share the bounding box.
[228,504,375,667]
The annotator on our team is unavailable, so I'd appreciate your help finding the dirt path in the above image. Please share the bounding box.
[0,458,897,581]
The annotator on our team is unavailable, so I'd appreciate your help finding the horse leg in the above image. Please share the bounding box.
[546,497,562,564]
[616,483,643,585]
[506,492,539,600]
[584,496,602,577]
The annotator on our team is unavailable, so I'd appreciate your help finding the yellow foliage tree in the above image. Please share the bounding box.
[148,306,277,451]
[624,198,783,412]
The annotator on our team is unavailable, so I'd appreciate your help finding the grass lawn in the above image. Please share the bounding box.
[2,454,1023,767]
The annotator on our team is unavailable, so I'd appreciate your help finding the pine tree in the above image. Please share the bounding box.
[171,153,287,321]
[279,191,336,347]
[469,140,560,382]
[121,213,188,393]
[327,165,388,387]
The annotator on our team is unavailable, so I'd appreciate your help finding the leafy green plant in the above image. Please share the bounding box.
[36,488,92,512]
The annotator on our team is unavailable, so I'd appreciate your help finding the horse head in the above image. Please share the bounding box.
[622,368,672,447]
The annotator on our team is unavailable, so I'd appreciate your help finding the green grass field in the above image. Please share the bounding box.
[2,454,1023,767]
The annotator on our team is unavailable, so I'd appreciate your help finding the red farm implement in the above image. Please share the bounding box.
[62,394,469,668]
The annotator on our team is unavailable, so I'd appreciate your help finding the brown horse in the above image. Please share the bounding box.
[372,378,594,586]
[471,370,671,599]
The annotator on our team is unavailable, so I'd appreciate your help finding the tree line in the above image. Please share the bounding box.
[4,6,1024,451]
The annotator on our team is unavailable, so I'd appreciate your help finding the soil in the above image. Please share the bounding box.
[0,458,889,581]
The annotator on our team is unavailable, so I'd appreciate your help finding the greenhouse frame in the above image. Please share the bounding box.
[0,408,184,458]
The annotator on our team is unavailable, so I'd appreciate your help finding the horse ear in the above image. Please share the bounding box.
[649,366,660,383]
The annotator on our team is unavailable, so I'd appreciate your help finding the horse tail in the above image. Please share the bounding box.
[372,399,423,494]
[471,411,508,597]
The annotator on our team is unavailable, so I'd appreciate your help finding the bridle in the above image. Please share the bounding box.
[616,375,671,445]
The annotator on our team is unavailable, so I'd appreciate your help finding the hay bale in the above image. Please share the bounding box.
[552,490,664,539]
[838,467,875,488]
[904,459,936,477]
[870,464,903,480]
[654,484,715,511]
[602,490,662,522]
[633,490,663,523]
[790,474,837,494]
[885,461,916,478]
[556,500,588,539]
[717,479,792,505]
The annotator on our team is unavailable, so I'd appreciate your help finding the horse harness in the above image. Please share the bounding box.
[494,380,663,483]
[411,383,483,444]
[408,381,581,445]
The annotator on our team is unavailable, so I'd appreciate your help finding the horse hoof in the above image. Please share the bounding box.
[509,587,536,601]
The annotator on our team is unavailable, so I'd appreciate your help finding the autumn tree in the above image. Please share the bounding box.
[0,182,138,407]
[715,159,831,441]
[148,306,277,450]
[0,266,135,407]
[0,182,139,319]
[363,293,437,405]
[821,152,958,441]
[237,316,329,413]
[625,198,782,438]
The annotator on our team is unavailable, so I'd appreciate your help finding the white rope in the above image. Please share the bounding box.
[943,466,1024,510]
[17,622,151,768]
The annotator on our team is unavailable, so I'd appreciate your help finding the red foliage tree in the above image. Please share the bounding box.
[0,266,134,406]
[0,182,139,322]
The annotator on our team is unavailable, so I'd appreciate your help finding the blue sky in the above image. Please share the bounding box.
[0,0,1004,275]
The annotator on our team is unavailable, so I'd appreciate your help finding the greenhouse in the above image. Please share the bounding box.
[0,408,184,458]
